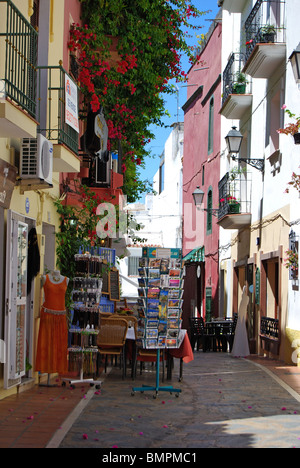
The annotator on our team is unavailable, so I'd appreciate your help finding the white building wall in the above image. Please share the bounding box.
[119,123,184,300]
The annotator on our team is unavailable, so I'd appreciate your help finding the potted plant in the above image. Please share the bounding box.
[277,106,300,144]
[284,249,298,279]
[227,196,240,214]
[232,71,248,94]
[259,24,276,43]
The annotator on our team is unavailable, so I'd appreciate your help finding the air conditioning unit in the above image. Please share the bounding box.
[96,153,111,186]
[20,134,53,185]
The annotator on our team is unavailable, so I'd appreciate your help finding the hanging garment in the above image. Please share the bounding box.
[27,227,40,294]
[231,286,250,358]
[35,275,68,374]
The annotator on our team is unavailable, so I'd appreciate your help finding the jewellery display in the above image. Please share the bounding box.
[63,249,116,388]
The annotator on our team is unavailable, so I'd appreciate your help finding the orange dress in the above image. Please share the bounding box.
[35,275,68,374]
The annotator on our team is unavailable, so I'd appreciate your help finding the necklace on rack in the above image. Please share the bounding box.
[51,274,61,283]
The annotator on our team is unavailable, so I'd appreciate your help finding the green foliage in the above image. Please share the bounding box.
[70,0,208,201]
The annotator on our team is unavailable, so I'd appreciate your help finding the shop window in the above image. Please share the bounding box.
[205,287,212,322]
[128,256,139,277]
[206,187,213,235]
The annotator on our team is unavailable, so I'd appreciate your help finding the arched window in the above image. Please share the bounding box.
[208,97,214,154]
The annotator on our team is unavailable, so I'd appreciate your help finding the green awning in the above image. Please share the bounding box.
[183,246,205,263]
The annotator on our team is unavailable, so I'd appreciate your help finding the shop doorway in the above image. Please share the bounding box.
[4,211,36,389]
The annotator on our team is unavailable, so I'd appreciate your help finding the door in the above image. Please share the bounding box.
[4,212,28,388]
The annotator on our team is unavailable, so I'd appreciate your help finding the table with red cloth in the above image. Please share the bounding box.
[167,330,194,380]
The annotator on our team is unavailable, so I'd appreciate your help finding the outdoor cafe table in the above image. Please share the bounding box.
[205,320,234,352]
[167,329,194,380]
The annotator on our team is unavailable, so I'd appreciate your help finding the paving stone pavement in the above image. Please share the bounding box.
[51,352,300,449]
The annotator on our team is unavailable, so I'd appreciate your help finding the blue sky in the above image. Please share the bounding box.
[138,0,220,197]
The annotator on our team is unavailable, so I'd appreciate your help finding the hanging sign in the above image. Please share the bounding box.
[255,267,260,305]
[0,159,17,209]
[65,74,79,133]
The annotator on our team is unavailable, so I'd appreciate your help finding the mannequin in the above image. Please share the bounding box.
[41,270,69,287]
[36,270,69,386]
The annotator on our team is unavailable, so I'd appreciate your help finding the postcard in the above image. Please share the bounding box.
[147,288,160,299]
[158,336,166,348]
[148,277,161,287]
[149,258,161,268]
[167,308,180,318]
[147,298,159,309]
[146,339,158,349]
[146,328,158,339]
[166,338,177,348]
[148,268,161,278]
[147,309,159,319]
[160,258,169,274]
[169,278,180,288]
[146,319,159,328]
[167,329,180,339]
[158,320,167,336]
[169,269,181,277]
[139,258,148,268]
[160,275,169,288]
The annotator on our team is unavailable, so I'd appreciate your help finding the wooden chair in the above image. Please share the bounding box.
[97,317,128,379]
[113,315,138,379]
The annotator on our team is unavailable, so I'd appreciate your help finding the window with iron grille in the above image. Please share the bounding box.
[128,256,140,277]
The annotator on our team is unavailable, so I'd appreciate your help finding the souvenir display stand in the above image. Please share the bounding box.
[63,247,116,388]
[132,247,184,398]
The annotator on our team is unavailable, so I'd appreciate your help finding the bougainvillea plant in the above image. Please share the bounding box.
[69,0,208,201]
[277,105,300,136]
[54,181,145,299]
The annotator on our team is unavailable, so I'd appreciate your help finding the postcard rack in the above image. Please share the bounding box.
[132,247,184,398]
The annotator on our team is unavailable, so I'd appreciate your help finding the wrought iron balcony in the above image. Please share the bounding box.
[220,53,252,119]
[0,0,38,118]
[37,65,79,157]
[217,171,252,230]
[242,0,286,78]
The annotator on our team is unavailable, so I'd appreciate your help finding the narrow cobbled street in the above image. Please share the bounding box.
[53,352,300,449]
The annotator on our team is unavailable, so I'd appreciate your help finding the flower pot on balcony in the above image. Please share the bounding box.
[229,203,240,214]
[293,133,300,145]
[232,83,246,94]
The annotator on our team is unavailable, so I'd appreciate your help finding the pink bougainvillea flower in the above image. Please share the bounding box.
[82,433,88,439]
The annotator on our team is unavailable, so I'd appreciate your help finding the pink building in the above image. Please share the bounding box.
[182,19,222,325]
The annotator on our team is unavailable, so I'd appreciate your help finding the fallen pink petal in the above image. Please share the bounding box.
[82,434,88,439]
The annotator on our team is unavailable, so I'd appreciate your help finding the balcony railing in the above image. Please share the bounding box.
[222,53,252,106]
[37,65,79,155]
[0,0,38,117]
[218,171,252,221]
[243,0,286,62]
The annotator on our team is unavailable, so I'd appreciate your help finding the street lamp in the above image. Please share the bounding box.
[192,186,204,208]
[225,126,243,154]
[225,126,265,172]
[192,186,218,217]
[289,45,300,84]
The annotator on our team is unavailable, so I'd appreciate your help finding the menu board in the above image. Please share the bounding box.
[109,268,120,301]
[100,260,109,295]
